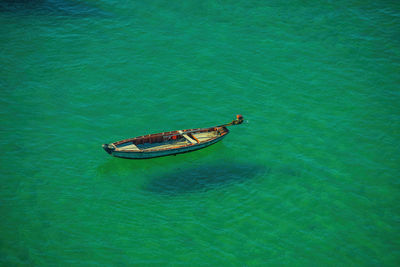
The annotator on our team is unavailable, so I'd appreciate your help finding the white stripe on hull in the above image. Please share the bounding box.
[112,135,225,159]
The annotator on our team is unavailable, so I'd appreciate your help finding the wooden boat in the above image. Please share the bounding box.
[102,115,244,159]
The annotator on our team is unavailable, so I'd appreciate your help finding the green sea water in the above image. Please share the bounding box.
[1,0,399,266]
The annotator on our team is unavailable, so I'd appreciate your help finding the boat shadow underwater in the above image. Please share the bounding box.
[145,162,269,196]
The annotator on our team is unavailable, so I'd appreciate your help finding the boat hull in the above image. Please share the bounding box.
[110,134,226,159]
[102,115,245,159]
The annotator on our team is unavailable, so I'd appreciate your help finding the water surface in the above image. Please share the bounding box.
[1,0,399,265]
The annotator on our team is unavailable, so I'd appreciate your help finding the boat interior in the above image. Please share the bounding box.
[115,127,226,151]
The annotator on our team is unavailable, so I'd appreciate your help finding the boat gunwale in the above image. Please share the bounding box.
[112,126,228,153]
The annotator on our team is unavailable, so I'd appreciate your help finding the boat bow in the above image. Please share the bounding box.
[102,144,115,154]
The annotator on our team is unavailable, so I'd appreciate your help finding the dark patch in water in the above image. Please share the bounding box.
[145,162,268,196]
[17,247,31,264]
[0,0,108,16]
[277,166,301,177]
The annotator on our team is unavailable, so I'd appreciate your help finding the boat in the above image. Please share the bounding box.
[102,115,244,159]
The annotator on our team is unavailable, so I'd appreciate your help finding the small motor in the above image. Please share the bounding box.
[234,114,244,125]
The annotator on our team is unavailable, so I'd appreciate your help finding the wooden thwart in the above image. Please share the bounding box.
[178,130,198,144]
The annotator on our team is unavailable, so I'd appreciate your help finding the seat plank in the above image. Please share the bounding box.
[178,130,197,144]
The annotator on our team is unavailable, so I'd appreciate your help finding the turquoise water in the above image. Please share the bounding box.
[1,0,399,265]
